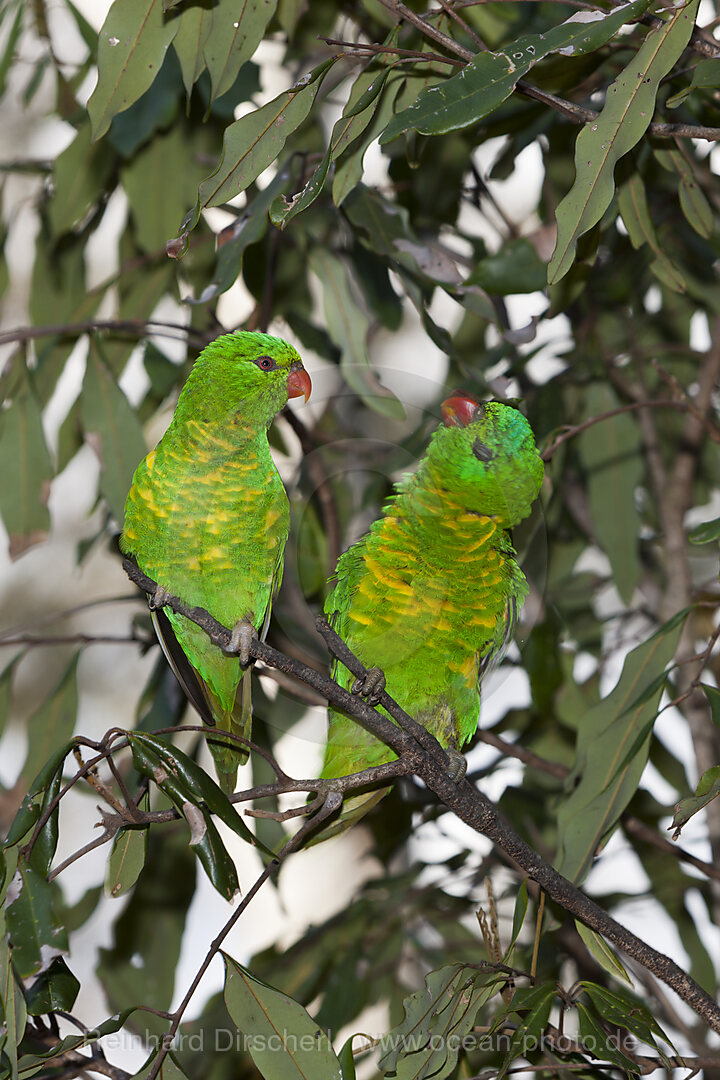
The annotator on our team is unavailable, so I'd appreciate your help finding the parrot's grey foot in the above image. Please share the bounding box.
[149,585,171,611]
[226,618,257,666]
[445,748,467,783]
[352,666,386,706]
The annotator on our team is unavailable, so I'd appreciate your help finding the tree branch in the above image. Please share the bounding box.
[122,558,720,1033]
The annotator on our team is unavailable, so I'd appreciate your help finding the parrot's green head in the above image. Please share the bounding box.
[176,331,311,426]
[430,394,544,527]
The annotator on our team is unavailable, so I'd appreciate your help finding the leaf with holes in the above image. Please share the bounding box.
[88,0,180,140]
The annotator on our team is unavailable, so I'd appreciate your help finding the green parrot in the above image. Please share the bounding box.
[121,330,311,790]
[321,395,543,828]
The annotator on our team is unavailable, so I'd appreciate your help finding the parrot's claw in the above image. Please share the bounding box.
[352,666,386,706]
[445,748,467,783]
[149,585,172,611]
[226,619,257,666]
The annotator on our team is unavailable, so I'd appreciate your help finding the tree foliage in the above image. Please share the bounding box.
[1,1,720,1078]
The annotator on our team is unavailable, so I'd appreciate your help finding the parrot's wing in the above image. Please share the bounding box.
[151,607,216,726]
[259,547,285,642]
[477,595,518,688]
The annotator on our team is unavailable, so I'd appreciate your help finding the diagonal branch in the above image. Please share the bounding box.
[122,557,720,1033]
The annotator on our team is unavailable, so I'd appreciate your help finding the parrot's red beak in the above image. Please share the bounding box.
[441,393,480,428]
[287,367,312,402]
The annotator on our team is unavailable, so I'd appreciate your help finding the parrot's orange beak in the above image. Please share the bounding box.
[287,367,312,402]
[441,392,480,428]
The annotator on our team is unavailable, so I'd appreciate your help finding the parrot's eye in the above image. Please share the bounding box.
[254,355,276,371]
[473,405,485,420]
[472,439,494,463]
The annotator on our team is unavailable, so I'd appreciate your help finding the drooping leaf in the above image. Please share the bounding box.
[202,0,277,103]
[192,57,337,218]
[654,145,713,239]
[129,732,273,854]
[616,172,685,292]
[88,0,180,141]
[578,383,643,603]
[555,613,684,883]
[5,861,69,979]
[273,64,396,226]
[671,764,720,836]
[574,921,632,985]
[80,339,147,522]
[97,831,195,1037]
[548,0,700,283]
[689,514,720,544]
[49,124,116,236]
[22,654,79,789]
[172,3,211,95]
[0,373,53,559]
[223,954,343,1080]
[105,824,149,899]
[127,734,242,899]
[309,248,405,420]
[121,121,206,253]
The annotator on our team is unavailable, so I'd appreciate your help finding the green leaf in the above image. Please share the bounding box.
[97,832,194,1037]
[504,880,529,960]
[194,57,337,216]
[496,984,555,1077]
[671,764,720,835]
[574,921,632,985]
[379,965,500,1079]
[202,0,277,103]
[689,514,720,543]
[666,56,720,107]
[382,0,651,142]
[128,735,241,899]
[24,957,80,1015]
[333,73,402,208]
[87,0,180,141]
[187,164,294,305]
[654,145,713,238]
[555,613,684,883]
[80,339,147,522]
[337,1036,357,1080]
[467,238,547,295]
[578,383,643,603]
[22,655,79,790]
[105,825,148,899]
[274,65,395,226]
[5,861,69,979]
[616,172,685,292]
[579,981,674,1060]
[309,248,405,420]
[172,3,211,95]
[223,954,343,1080]
[121,122,206,253]
[703,683,720,728]
[576,1002,642,1072]
[130,732,273,855]
[548,0,700,283]
[49,124,115,236]
[0,374,53,559]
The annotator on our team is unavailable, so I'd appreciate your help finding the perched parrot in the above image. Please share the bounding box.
[321,396,543,829]
[121,331,311,790]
